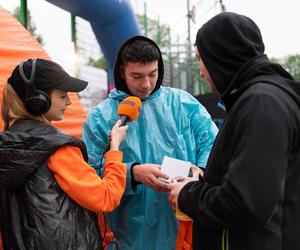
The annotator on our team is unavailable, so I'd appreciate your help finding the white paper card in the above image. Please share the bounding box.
[159,156,191,183]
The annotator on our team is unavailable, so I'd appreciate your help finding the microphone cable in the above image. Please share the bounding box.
[95,96,142,249]
[102,212,119,249]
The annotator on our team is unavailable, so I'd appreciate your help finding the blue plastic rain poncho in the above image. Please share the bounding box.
[83,87,217,249]
[82,36,218,250]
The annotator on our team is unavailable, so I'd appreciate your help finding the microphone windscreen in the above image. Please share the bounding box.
[118,96,142,122]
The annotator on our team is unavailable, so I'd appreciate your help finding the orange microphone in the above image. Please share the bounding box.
[102,96,142,155]
[118,96,142,126]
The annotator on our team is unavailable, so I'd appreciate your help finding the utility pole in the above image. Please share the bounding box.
[168,27,173,87]
[186,0,192,93]
[143,2,148,37]
[177,35,182,89]
[219,0,226,12]
[70,15,79,77]
[20,0,28,28]
[157,16,161,45]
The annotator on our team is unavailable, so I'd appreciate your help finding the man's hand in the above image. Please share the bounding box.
[167,177,197,207]
[190,165,204,178]
[132,164,169,192]
[168,165,203,207]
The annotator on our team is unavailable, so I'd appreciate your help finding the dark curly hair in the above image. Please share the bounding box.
[120,39,160,66]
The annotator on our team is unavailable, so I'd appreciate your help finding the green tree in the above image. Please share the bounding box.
[137,15,169,48]
[13,7,44,45]
[87,57,108,71]
[271,54,300,81]
[283,54,300,81]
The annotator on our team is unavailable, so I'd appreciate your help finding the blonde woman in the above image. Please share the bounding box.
[0,58,127,249]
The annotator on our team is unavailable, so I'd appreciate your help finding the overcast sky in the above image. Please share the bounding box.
[133,0,300,58]
[1,0,299,73]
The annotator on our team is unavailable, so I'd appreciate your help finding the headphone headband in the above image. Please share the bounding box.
[19,58,37,85]
[17,58,51,116]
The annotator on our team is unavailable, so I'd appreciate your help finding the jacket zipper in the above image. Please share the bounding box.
[222,228,229,250]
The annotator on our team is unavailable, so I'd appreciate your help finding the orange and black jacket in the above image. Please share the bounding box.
[0,119,126,250]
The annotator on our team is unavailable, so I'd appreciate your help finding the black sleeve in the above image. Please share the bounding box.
[131,162,142,190]
[178,92,291,228]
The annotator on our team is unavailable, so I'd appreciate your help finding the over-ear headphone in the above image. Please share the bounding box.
[18,59,51,116]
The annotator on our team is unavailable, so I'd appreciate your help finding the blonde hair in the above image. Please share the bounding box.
[1,82,47,130]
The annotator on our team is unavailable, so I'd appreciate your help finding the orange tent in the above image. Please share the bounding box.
[0,6,88,249]
[0,7,87,137]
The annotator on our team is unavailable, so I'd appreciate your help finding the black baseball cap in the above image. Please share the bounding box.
[8,58,88,100]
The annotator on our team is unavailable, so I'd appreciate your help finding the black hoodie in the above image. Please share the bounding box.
[195,12,300,110]
[179,12,300,250]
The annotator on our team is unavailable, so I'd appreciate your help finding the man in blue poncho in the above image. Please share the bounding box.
[82,36,218,249]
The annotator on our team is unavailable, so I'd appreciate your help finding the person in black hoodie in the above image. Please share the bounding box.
[0,58,128,249]
[168,12,300,250]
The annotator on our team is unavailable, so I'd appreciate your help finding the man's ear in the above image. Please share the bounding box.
[120,65,125,79]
